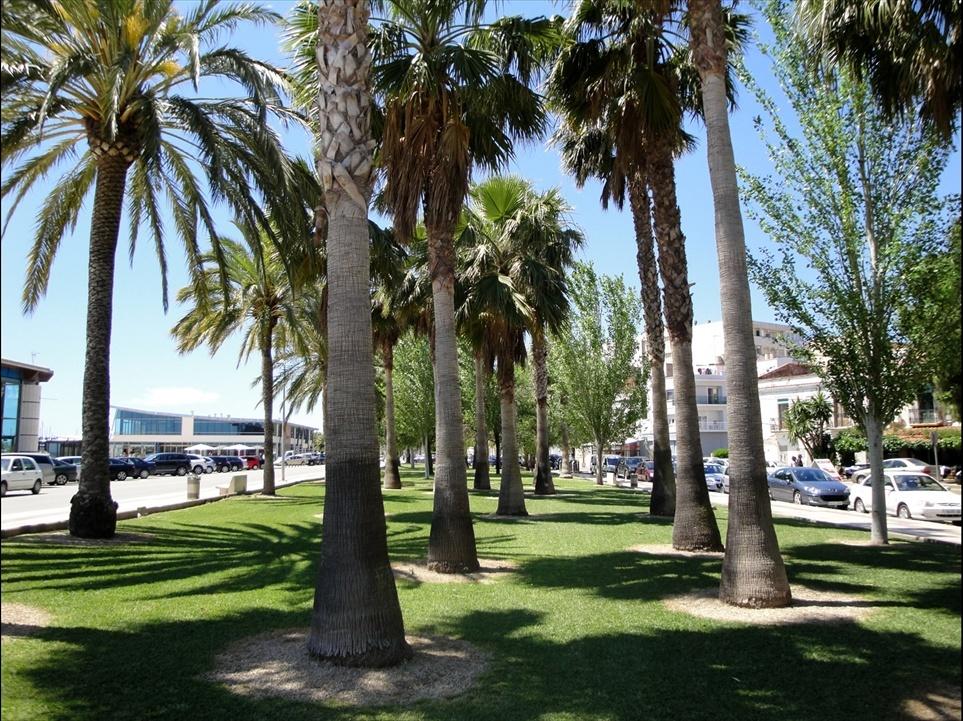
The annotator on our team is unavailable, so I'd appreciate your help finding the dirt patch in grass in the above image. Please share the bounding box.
[208,631,488,707]
[629,543,725,559]
[1,603,52,642]
[664,585,878,626]
[901,683,962,721]
[392,558,516,584]
[4,531,155,546]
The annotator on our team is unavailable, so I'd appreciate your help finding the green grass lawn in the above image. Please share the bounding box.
[2,470,960,721]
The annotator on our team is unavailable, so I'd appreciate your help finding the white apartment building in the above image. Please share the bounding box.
[638,320,799,457]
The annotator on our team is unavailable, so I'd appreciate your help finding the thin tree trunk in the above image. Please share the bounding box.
[595,438,605,486]
[496,355,528,515]
[473,351,491,490]
[309,0,410,666]
[494,432,502,476]
[628,173,675,517]
[690,0,791,604]
[532,331,556,495]
[865,413,889,544]
[425,434,433,477]
[425,225,479,572]
[69,154,128,538]
[560,422,572,477]
[382,343,402,489]
[648,142,723,552]
[407,447,414,468]
[261,323,276,496]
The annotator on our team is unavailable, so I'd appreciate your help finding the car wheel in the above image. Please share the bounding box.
[192,465,203,475]
[56,473,68,485]
[233,464,241,472]
[854,498,866,513]
[32,479,42,494]
[897,504,911,520]
[0,481,6,496]
[793,491,802,505]
[139,469,149,479]
[176,466,187,476]
[116,471,127,481]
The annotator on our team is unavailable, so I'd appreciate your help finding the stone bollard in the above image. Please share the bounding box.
[186,473,200,500]
[608,470,617,486]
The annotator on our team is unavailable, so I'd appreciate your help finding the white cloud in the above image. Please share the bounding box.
[128,386,220,410]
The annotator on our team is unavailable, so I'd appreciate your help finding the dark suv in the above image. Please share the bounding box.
[144,452,192,476]
[209,455,244,473]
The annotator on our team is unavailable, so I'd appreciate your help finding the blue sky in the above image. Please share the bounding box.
[1,1,959,438]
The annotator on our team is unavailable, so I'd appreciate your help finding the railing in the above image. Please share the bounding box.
[699,420,727,431]
[696,396,727,405]
[908,408,943,424]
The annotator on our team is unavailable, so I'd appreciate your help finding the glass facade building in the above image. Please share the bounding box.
[113,409,182,436]
[194,418,264,435]
[1,365,22,452]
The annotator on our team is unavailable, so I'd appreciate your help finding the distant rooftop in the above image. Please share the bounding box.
[1,358,54,382]
[758,362,813,381]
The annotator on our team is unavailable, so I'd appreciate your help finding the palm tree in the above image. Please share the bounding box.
[308,0,411,666]
[1,0,301,538]
[688,0,791,604]
[796,0,960,139]
[171,232,301,495]
[553,120,675,517]
[548,1,720,539]
[372,0,555,571]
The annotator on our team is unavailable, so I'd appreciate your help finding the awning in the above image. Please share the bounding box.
[185,443,217,452]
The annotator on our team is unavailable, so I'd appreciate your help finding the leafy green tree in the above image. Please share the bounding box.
[373,0,555,570]
[552,262,646,487]
[743,0,956,545]
[308,0,410,666]
[394,332,437,478]
[796,0,961,138]
[1,0,300,538]
[784,392,834,461]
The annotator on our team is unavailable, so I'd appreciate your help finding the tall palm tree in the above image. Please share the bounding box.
[553,120,676,517]
[171,232,300,495]
[796,0,960,139]
[372,0,555,571]
[688,0,791,604]
[548,0,721,541]
[308,0,411,666]
[1,0,300,538]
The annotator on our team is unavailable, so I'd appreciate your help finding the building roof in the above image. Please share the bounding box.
[1,358,54,382]
[110,405,317,431]
[758,362,813,381]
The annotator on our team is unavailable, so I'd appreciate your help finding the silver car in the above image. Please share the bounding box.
[767,467,850,508]
[1,455,44,496]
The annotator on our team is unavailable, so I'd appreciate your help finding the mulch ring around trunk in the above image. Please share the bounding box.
[901,683,962,721]
[1,603,52,642]
[207,631,488,707]
[628,543,725,560]
[663,585,880,626]
[392,558,516,584]
[3,531,155,546]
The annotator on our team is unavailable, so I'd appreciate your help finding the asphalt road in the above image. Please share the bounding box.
[0,463,324,531]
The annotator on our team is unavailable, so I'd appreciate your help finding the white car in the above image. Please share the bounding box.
[850,471,961,523]
[1,455,44,496]
[185,454,215,474]
[704,463,726,492]
[852,458,937,483]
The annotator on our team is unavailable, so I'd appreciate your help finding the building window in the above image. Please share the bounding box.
[194,419,264,435]
[777,399,790,430]
[113,409,182,435]
[1,374,21,451]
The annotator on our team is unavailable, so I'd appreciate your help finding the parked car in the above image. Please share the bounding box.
[244,456,264,470]
[852,458,939,483]
[850,471,961,522]
[704,463,726,492]
[185,454,215,474]
[1,455,44,496]
[591,456,621,475]
[208,455,244,473]
[57,456,83,466]
[109,458,135,480]
[19,453,57,487]
[124,457,156,478]
[616,456,648,481]
[766,466,851,508]
[51,457,79,485]
[843,463,870,479]
[144,452,193,476]
[549,453,562,470]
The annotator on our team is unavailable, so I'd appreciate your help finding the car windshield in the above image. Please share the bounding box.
[792,468,834,483]
[605,457,619,465]
[145,454,158,461]
[704,464,723,474]
[893,474,944,492]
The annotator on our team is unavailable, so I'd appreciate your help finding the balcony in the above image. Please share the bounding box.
[700,419,727,431]
[908,408,946,425]
[696,396,727,405]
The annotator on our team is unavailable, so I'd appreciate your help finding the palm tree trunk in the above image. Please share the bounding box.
[628,173,675,517]
[309,0,410,666]
[382,343,402,489]
[261,323,276,496]
[690,0,791,603]
[426,225,480,572]
[648,143,723,552]
[473,350,491,490]
[560,421,572,477]
[69,154,128,538]
[532,330,556,495]
[496,354,528,516]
